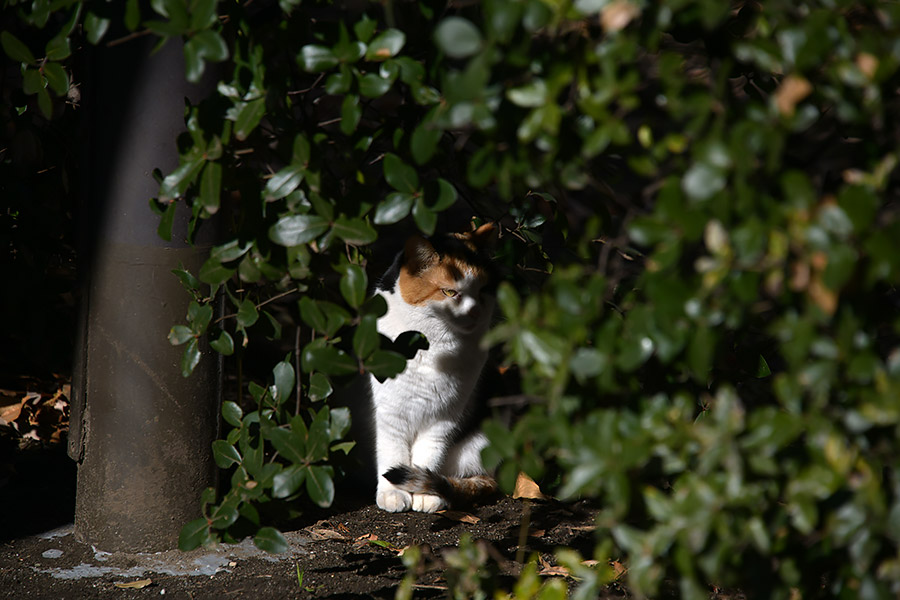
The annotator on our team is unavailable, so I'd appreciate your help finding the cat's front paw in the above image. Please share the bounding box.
[377,487,413,512]
[412,493,446,513]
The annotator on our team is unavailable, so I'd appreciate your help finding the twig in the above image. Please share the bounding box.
[294,326,302,415]
[214,289,300,324]
[105,29,153,48]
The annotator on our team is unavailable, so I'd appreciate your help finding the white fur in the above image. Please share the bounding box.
[370,271,493,513]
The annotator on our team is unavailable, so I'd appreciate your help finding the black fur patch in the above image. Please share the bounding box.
[375,251,403,292]
[382,465,412,485]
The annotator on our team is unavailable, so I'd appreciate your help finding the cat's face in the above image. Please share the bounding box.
[397,224,496,335]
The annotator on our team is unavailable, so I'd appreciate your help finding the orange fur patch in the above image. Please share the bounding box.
[399,256,486,306]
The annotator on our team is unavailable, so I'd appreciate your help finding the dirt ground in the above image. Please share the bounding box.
[0,440,622,600]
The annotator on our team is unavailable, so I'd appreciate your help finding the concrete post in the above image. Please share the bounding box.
[68,35,221,552]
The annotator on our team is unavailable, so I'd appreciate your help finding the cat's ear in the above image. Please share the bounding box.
[469,222,498,248]
[404,235,438,273]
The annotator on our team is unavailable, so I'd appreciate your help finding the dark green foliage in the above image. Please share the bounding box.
[6,0,900,597]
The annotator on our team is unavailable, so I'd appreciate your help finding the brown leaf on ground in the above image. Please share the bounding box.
[308,528,346,540]
[774,75,812,116]
[513,472,547,500]
[437,511,480,524]
[114,579,152,589]
[0,401,23,425]
[610,559,628,580]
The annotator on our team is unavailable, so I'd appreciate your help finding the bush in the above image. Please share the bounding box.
[5,0,900,596]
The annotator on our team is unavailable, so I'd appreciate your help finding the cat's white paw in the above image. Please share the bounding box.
[412,493,446,513]
[377,488,413,512]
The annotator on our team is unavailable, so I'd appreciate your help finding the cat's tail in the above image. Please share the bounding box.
[383,465,498,508]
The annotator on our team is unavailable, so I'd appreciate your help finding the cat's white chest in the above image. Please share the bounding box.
[371,290,485,414]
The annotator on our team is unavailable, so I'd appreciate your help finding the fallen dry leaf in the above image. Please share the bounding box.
[538,564,570,577]
[353,533,379,546]
[513,472,546,500]
[437,511,480,524]
[308,528,346,541]
[774,75,812,116]
[856,52,878,79]
[114,579,152,589]
[0,401,23,425]
[610,559,628,580]
[601,0,640,33]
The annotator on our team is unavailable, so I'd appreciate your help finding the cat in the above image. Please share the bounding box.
[368,223,499,513]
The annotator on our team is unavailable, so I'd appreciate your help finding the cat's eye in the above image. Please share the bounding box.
[441,288,459,298]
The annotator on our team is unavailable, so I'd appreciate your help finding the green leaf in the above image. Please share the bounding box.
[340,264,368,308]
[265,427,307,464]
[195,29,228,61]
[157,201,177,242]
[178,518,212,551]
[181,338,201,377]
[269,214,330,246]
[506,78,548,108]
[688,327,716,382]
[333,23,366,62]
[308,373,333,402]
[125,0,141,30]
[383,153,419,193]
[364,350,408,380]
[45,33,71,61]
[212,439,242,468]
[823,245,858,290]
[233,97,266,141]
[434,17,483,59]
[299,45,339,72]
[332,217,377,246]
[328,407,351,440]
[682,162,726,202]
[353,314,379,359]
[425,179,457,211]
[37,86,52,117]
[222,400,243,427]
[358,73,392,98]
[272,360,295,404]
[210,330,235,355]
[366,29,406,60]
[199,161,222,213]
[189,302,214,333]
[23,68,43,95]
[265,164,305,201]
[168,325,195,346]
[412,197,437,235]
[340,94,361,135]
[389,330,428,358]
[237,299,259,328]
[272,465,306,498]
[1,31,36,64]
[84,11,112,45]
[199,257,236,285]
[325,69,352,94]
[302,345,359,376]
[160,159,204,200]
[306,465,335,507]
[570,347,607,382]
[190,0,219,30]
[411,121,442,165]
[354,16,377,43]
[254,527,289,554]
[374,192,415,225]
[292,133,311,166]
[298,297,327,332]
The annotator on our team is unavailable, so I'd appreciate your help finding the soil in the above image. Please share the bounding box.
[0,442,622,600]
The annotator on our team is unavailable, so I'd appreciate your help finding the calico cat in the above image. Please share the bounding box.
[368,223,498,513]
